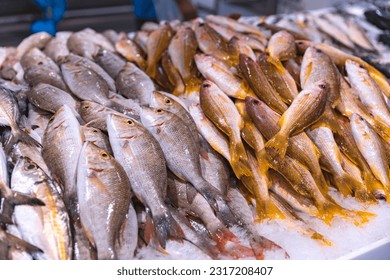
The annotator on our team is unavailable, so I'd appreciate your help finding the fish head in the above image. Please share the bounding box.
[47,105,75,131]
[313,80,330,92]
[295,40,313,54]
[80,101,104,119]
[139,106,172,128]
[345,59,365,76]
[13,157,46,187]
[149,91,188,114]
[350,113,367,130]
[106,114,144,140]
[81,141,114,172]
[82,125,105,144]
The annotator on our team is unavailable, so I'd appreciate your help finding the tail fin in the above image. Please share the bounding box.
[219,242,255,259]
[333,173,358,197]
[192,178,222,212]
[372,118,390,143]
[209,226,239,251]
[145,63,157,79]
[255,199,285,222]
[229,140,252,178]
[153,211,185,249]
[265,132,288,158]
[249,236,289,260]
[5,127,41,153]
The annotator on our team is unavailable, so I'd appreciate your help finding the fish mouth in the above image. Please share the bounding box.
[89,167,104,173]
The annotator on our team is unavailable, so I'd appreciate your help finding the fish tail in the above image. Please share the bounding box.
[372,118,390,142]
[249,236,289,260]
[193,178,222,212]
[219,242,255,260]
[230,140,252,178]
[211,227,254,259]
[333,174,356,197]
[5,127,41,153]
[313,171,330,195]
[210,226,238,249]
[145,63,157,79]
[265,132,288,158]
[316,200,348,225]
[255,199,285,221]
[153,211,185,249]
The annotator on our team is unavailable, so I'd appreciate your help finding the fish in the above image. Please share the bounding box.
[200,80,252,178]
[106,114,183,248]
[115,38,146,69]
[337,77,390,143]
[169,208,220,259]
[258,22,309,40]
[345,18,375,51]
[145,23,174,78]
[161,53,186,96]
[265,80,328,158]
[332,113,388,200]
[27,83,81,120]
[228,36,257,63]
[312,16,355,49]
[149,90,199,144]
[67,28,114,60]
[167,26,199,88]
[300,47,340,109]
[350,114,390,192]
[134,31,149,53]
[15,32,52,60]
[188,103,231,162]
[297,41,390,99]
[77,142,131,259]
[23,65,69,91]
[44,31,72,63]
[79,101,130,131]
[194,23,231,63]
[81,125,112,154]
[195,54,250,99]
[307,126,373,201]
[266,31,296,62]
[0,142,44,210]
[115,203,138,260]
[257,53,298,105]
[64,53,116,92]
[346,60,390,128]
[116,62,155,106]
[11,157,72,260]
[239,54,287,114]
[140,107,222,212]
[0,229,43,260]
[227,186,287,259]
[167,174,252,259]
[93,48,126,79]
[206,15,268,38]
[0,86,41,152]
[20,48,60,73]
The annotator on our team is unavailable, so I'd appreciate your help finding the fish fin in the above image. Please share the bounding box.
[192,178,222,212]
[144,213,154,245]
[153,211,185,249]
[87,174,109,193]
[185,184,198,204]
[219,241,255,259]
[145,63,157,79]
[5,127,41,153]
[2,189,45,207]
[309,232,332,246]
[265,132,288,158]
[229,141,252,178]
[209,226,239,250]
[255,199,285,222]
[249,236,289,260]
[372,118,390,142]
[5,232,43,254]
[333,174,356,197]
[266,56,285,73]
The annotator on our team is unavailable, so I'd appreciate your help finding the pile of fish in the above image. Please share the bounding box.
[260,2,390,77]
[0,9,389,260]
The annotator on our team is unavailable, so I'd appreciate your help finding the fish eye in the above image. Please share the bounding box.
[319,84,326,89]
[124,119,134,126]
[100,152,109,159]
[155,109,163,113]
[93,129,98,133]
[84,105,90,109]
[37,61,43,65]
[164,98,172,104]
[202,83,210,89]
[253,99,259,105]
[25,163,36,170]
